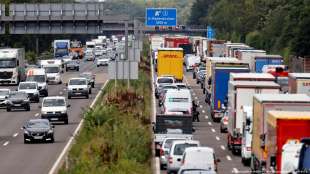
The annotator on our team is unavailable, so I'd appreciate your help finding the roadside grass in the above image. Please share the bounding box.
[59,39,152,174]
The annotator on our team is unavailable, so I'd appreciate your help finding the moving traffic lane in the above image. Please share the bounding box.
[0,61,108,174]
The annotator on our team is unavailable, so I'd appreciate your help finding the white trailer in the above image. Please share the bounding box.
[237,50,266,71]
[288,73,310,95]
[230,73,275,82]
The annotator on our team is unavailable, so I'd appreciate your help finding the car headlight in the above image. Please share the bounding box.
[61,110,66,114]
[48,129,53,134]
[41,111,47,115]
[24,130,30,135]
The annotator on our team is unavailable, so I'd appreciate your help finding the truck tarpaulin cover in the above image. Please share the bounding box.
[56,42,68,49]
[155,115,192,134]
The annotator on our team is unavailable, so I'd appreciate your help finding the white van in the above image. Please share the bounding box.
[184,54,201,71]
[26,68,48,97]
[40,60,62,84]
[162,89,192,115]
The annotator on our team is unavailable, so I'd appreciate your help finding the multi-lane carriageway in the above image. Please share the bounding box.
[158,71,251,174]
[0,61,108,174]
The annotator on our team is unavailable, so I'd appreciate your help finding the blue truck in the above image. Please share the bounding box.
[254,55,283,73]
[210,62,250,121]
[53,40,71,58]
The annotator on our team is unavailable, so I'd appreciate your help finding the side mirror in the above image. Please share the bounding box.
[216,159,221,163]
[67,104,71,107]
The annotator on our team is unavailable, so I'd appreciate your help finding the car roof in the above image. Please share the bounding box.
[171,140,200,146]
[28,119,49,123]
[179,166,216,174]
[19,81,38,85]
[184,147,214,154]
[43,96,65,100]
[69,77,87,80]
[165,89,191,97]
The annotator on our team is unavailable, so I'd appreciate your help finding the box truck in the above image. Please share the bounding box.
[288,73,310,95]
[237,50,267,71]
[251,94,310,172]
[207,40,226,57]
[210,62,250,121]
[264,111,310,173]
[53,40,70,58]
[229,73,275,82]
[227,81,280,154]
[254,55,283,73]
[157,48,184,81]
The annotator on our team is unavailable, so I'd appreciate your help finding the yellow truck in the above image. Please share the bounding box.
[157,48,184,81]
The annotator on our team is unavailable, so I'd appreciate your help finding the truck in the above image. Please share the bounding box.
[39,59,63,84]
[264,111,310,173]
[227,81,280,155]
[69,40,84,59]
[210,62,250,121]
[153,114,193,157]
[288,73,310,95]
[251,94,310,172]
[86,41,96,51]
[230,73,275,82]
[157,48,184,81]
[241,106,253,166]
[224,43,248,57]
[207,40,225,57]
[53,40,70,58]
[0,48,26,85]
[254,55,283,73]
[236,50,267,71]
[150,35,165,51]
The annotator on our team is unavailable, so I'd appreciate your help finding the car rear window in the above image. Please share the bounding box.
[181,170,210,174]
[158,78,173,84]
[173,143,198,155]
[168,98,189,102]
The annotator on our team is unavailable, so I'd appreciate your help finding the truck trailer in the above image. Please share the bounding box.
[288,73,310,96]
[254,55,283,73]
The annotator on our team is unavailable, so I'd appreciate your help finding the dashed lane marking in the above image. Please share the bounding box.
[205,115,208,119]
[202,110,205,113]
[3,141,9,146]
[59,91,63,95]
[13,133,18,137]
[226,155,232,161]
[35,113,39,117]
[211,128,216,133]
[216,136,220,141]
[208,122,212,126]
[221,145,225,150]
[232,168,239,173]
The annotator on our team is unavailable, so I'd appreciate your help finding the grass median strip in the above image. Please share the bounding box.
[59,41,152,174]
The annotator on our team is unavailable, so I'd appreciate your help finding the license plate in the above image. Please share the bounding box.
[34,136,43,139]
[51,118,58,121]
[14,104,21,106]
[75,92,82,95]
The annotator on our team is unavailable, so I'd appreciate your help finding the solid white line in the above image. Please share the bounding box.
[216,136,220,141]
[205,115,208,119]
[221,145,225,150]
[232,168,239,173]
[13,133,18,137]
[3,141,9,146]
[35,113,39,117]
[211,128,216,133]
[202,110,205,113]
[208,121,212,126]
[226,155,232,161]
[155,157,160,174]
[48,80,109,174]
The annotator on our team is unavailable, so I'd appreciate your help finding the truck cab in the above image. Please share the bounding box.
[26,68,48,97]
[54,40,70,58]
[40,60,62,84]
[0,48,25,85]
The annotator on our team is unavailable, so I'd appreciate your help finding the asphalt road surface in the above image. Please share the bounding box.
[0,60,108,174]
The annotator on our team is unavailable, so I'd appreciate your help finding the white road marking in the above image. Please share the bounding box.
[216,136,220,141]
[3,141,9,146]
[226,155,232,161]
[195,96,198,100]
[59,91,63,95]
[202,110,205,113]
[199,105,203,108]
[63,88,67,91]
[232,168,239,173]
[208,122,212,126]
[221,145,225,150]
[211,128,216,133]
[205,115,208,119]
[13,133,18,137]
[35,113,39,117]
[193,93,196,96]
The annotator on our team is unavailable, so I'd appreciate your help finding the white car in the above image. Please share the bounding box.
[96,56,109,66]
[18,82,40,103]
[41,96,70,124]
[155,76,175,98]
[67,78,91,99]
[178,165,217,174]
[0,89,10,107]
[162,89,192,115]
[184,54,201,71]
[167,140,200,173]
[182,147,219,172]
[160,138,191,169]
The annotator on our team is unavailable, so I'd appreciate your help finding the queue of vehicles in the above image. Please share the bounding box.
[151,34,310,174]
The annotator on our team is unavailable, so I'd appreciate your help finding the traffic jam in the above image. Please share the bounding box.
[151,35,310,174]
[0,36,120,144]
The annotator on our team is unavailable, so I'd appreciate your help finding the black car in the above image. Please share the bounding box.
[65,60,80,71]
[79,72,95,88]
[6,91,30,111]
[23,119,54,143]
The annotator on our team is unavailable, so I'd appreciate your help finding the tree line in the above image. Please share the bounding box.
[188,0,310,59]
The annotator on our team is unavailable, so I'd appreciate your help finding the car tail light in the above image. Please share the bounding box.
[160,148,164,156]
[246,147,251,151]
[168,156,173,164]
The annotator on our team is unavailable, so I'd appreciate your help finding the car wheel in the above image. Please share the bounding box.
[203,88,205,94]
[97,65,99,67]
[50,136,55,143]
[68,95,71,99]
[6,107,11,112]
[64,118,69,125]
[86,94,89,99]
[89,89,92,94]
[66,68,68,72]
[92,83,95,88]
[26,105,30,111]
[77,68,79,71]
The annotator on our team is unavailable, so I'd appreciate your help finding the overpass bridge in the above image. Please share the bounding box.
[0,3,207,35]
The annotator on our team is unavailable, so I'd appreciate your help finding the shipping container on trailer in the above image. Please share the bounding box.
[223,43,248,57]
[227,81,280,154]
[251,94,310,172]
[207,40,225,57]
[288,73,310,95]
[237,50,267,71]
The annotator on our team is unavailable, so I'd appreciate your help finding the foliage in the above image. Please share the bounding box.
[188,0,310,57]
[25,51,36,64]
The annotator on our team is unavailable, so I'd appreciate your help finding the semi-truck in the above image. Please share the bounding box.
[254,55,283,73]
[288,73,310,96]
[207,40,225,57]
[150,35,165,51]
[236,50,267,71]
[251,94,310,172]
[229,73,275,82]
[224,43,249,57]
[69,40,84,59]
[265,111,310,173]
[0,48,26,85]
[157,48,184,81]
[227,81,280,155]
[53,40,70,58]
[210,62,250,121]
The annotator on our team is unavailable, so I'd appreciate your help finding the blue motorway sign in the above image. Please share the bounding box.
[146,8,177,27]
[207,26,215,39]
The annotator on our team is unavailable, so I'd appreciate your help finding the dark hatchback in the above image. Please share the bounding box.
[23,119,54,143]
[65,60,80,71]
[6,91,30,112]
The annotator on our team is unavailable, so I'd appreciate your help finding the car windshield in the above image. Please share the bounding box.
[69,79,86,85]
[173,143,198,155]
[9,92,27,98]
[181,169,211,174]
[27,75,45,83]
[27,120,49,128]
[158,78,173,84]
[19,83,36,89]
[168,98,189,102]
[0,90,9,96]
[43,99,65,107]
[0,59,16,68]
[45,67,59,73]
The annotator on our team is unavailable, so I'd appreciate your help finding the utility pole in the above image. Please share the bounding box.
[125,20,129,89]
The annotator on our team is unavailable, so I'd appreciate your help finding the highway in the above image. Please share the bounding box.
[0,60,108,174]
[158,71,250,174]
